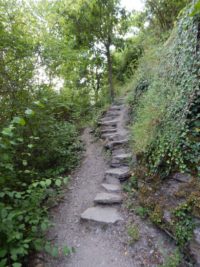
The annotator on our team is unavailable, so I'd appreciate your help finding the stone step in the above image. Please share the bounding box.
[109,105,123,111]
[98,119,119,127]
[112,148,127,156]
[104,176,121,185]
[101,183,121,193]
[105,111,121,117]
[105,167,130,182]
[94,192,122,204]
[105,139,128,150]
[81,206,123,224]
[101,133,122,141]
[101,128,117,134]
[101,116,119,122]
[111,153,132,167]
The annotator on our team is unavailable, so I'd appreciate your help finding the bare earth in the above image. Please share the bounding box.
[43,103,176,267]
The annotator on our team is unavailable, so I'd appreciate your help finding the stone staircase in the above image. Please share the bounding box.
[81,100,131,224]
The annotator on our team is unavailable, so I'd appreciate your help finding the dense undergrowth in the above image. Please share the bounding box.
[128,5,200,178]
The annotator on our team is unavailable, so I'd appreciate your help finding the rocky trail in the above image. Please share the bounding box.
[40,99,177,267]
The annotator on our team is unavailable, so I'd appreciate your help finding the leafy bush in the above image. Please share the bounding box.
[0,97,82,265]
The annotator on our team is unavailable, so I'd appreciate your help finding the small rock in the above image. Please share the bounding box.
[94,192,122,204]
[189,227,200,266]
[172,173,192,183]
[163,210,172,224]
[81,206,123,224]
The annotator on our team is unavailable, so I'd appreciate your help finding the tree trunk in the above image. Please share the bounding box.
[106,45,114,103]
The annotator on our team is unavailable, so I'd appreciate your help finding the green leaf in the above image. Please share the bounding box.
[28,144,34,149]
[12,117,26,126]
[40,181,46,187]
[22,160,28,166]
[62,246,71,256]
[63,177,69,185]
[51,246,59,258]
[0,249,6,258]
[46,179,52,186]
[55,179,62,187]
[12,263,22,267]
[34,101,45,108]
[2,127,13,137]
[44,243,52,254]
[41,222,48,231]
[0,258,7,267]
[25,108,35,116]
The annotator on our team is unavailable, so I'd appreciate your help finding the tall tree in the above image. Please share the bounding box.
[58,0,129,102]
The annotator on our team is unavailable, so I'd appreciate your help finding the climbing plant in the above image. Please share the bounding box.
[131,3,200,177]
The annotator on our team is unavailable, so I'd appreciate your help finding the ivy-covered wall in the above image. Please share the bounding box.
[130,5,200,178]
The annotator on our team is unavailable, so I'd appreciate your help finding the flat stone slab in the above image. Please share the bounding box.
[105,139,128,149]
[81,206,123,224]
[114,153,132,160]
[105,167,130,181]
[94,192,122,204]
[101,128,117,134]
[98,119,119,127]
[109,105,123,111]
[101,183,121,193]
[101,133,121,141]
[111,153,132,167]
[104,176,121,185]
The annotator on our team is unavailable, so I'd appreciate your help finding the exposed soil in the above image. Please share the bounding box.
[40,102,177,267]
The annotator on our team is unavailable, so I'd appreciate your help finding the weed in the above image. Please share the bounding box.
[135,206,150,218]
[159,249,181,267]
[127,224,140,244]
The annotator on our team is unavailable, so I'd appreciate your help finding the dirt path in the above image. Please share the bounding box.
[43,101,176,267]
[45,128,135,267]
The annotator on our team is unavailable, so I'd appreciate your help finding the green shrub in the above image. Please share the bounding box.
[0,99,82,265]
